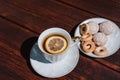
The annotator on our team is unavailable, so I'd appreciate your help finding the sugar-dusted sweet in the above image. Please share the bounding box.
[93,32,108,46]
[87,21,99,34]
[80,21,99,35]
[99,21,114,35]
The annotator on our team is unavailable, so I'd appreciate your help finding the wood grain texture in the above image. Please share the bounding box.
[0,15,120,80]
[0,0,120,72]
[0,0,120,79]
[59,0,120,23]
[0,0,96,33]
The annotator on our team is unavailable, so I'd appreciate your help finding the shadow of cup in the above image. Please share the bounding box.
[20,37,40,75]
[20,37,38,61]
[30,43,51,63]
[20,36,52,78]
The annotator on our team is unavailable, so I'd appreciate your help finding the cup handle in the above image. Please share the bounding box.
[70,36,80,47]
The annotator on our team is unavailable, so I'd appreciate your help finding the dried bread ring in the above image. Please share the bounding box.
[80,33,92,41]
[94,46,108,56]
[82,41,95,53]
[80,24,89,35]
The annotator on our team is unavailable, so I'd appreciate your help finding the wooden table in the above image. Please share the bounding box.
[0,0,120,80]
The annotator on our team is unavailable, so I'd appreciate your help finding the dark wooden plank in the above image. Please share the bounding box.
[0,18,36,56]
[0,65,23,80]
[59,0,120,23]
[0,15,120,80]
[0,0,120,72]
[0,0,96,33]
[75,56,120,80]
[95,50,120,72]
[0,18,40,80]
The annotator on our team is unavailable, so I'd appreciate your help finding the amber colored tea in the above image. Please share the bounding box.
[42,34,68,54]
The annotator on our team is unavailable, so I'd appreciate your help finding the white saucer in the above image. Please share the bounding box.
[74,17,120,58]
[30,42,79,78]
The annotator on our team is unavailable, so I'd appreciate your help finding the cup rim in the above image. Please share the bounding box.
[37,27,71,55]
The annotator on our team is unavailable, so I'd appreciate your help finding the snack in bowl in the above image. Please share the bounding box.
[93,32,108,46]
[94,46,108,56]
[80,24,89,35]
[77,18,119,57]
[80,32,108,55]
[80,33,92,41]
[80,21,99,35]
[87,21,99,34]
[99,21,114,35]
[81,41,96,53]
[79,21,109,56]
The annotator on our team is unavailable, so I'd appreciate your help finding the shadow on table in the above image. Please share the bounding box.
[20,37,50,78]
[30,43,51,63]
[70,23,79,37]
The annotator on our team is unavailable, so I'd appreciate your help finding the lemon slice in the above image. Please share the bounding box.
[45,36,68,54]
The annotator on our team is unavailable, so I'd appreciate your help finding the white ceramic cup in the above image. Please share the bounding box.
[38,27,78,63]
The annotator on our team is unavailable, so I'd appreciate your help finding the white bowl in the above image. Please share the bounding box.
[74,17,120,58]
